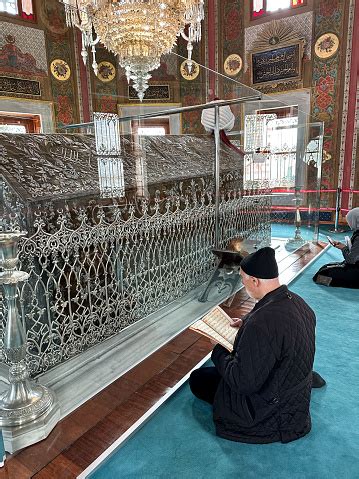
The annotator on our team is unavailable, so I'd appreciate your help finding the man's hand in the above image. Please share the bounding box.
[333,241,346,250]
[230,317,243,328]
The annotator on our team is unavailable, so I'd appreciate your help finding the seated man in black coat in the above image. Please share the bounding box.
[190,247,324,444]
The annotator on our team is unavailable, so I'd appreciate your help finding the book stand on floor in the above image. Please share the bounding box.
[198,249,243,304]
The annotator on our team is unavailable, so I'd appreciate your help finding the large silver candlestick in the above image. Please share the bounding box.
[0,232,57,427]
[286,191,305,249]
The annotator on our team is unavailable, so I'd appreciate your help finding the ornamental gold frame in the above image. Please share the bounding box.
[249,39,305,88]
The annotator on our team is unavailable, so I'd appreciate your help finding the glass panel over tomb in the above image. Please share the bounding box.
[0,49,323,379]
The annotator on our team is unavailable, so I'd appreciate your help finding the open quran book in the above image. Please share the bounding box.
[190,306,237,352]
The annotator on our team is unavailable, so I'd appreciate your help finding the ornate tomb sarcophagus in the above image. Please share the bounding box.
[0,132,271,376]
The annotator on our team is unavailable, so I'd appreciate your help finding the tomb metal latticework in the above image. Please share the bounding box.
[1,188,271,375]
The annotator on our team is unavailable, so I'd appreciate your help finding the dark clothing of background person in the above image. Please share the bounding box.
[313,230,359,288]
[189,285,316,444]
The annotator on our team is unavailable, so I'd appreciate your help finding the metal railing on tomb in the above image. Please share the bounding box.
[0,185,271,375]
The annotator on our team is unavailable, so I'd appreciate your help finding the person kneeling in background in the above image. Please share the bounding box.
[313,207,359,288]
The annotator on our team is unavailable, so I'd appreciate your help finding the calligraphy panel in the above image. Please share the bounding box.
[128,85,170,101]
[0,76,41,96]
[251,43,303,85]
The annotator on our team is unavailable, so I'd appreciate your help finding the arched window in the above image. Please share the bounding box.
[0,0,35,21]
[251,0,306,20]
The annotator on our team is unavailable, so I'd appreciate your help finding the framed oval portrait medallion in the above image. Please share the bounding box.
[314,33,339,59]
[180,60,200,80]
[97,61,116,83]
[224,54,243,77]
[50,59,71,81]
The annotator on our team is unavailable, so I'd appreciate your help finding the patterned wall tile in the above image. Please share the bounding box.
[43,0,79,127]
[0,21,48,72]
[161,53,178,77]
[311,0,346,196]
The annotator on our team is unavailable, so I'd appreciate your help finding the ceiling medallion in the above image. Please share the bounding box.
[314,33,339,59]
[180,59,200,80]
[59,1,204,101]
[97,61,116,83]
[224,54,243,77]
[50,59,71,81]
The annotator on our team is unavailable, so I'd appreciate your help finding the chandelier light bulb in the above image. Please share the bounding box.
[60,0,204,101]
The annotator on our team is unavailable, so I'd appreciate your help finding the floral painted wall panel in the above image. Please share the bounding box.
[311,0,346,195]
[218,0,244,133]
[91,48,118,114]
[178,36,205,134]
[221,0,244,89]
[151,54,178,82]
[39,0,79,127]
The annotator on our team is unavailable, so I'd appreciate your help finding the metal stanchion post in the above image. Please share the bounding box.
[286,187,305,248]
[329,188,345,233]
[214,105,220,249]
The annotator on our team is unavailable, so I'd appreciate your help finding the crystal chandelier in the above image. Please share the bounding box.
[61,1,204,100]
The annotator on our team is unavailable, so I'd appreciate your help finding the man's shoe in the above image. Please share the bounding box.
[312,371,326,388]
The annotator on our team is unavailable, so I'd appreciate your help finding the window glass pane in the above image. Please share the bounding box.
[0,0,19,14]
[21,0,33,15]
[267,0,291,12]
[252,0,264,17]
[244,114,299,188]
[267,117,298,152]
[266,117,297,187]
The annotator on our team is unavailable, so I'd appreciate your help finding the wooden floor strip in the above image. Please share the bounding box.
[1,242,326,479]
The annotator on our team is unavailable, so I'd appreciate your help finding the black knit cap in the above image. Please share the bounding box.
[240,247,278,279]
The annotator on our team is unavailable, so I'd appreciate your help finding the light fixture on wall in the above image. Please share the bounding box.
[61,1,204,100]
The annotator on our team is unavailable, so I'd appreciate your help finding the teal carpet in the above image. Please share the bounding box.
[271,223,350,242]
[89,247,359,479]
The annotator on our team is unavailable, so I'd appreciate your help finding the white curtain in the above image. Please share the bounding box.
[252,0,264,13]
[21,0,33,15]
